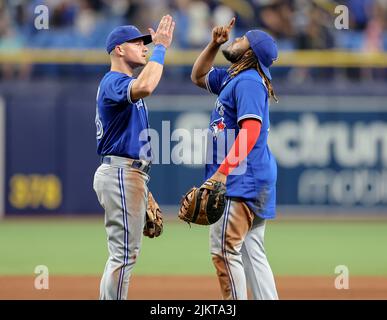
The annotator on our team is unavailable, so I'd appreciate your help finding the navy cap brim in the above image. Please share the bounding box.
[258,60,272,80]
[129,34,153,45]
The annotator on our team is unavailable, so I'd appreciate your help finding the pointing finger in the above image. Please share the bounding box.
[227,17,236,30]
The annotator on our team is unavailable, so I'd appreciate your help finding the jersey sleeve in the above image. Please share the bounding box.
[234,79,267,124]
[204,67,229,95]
[105,74,138,105]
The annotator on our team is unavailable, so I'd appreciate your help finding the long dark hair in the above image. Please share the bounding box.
[228,49,278,102]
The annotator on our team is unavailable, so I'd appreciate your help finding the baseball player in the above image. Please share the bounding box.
[93,15,175,300]
[191,17,279,300]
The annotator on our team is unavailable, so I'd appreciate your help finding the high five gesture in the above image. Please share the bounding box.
[148,15,175,49]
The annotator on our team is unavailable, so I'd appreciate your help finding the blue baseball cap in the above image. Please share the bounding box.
[245,30,278,80]
[106,25,152,54]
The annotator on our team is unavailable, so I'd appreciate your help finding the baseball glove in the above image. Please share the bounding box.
[178,178,226,225]
[143,191,163,238]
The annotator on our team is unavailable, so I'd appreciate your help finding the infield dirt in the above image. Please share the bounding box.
[1,275,386,300]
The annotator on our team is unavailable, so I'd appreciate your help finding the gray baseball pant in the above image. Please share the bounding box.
[93,158,149,300]
[210,198,278,300]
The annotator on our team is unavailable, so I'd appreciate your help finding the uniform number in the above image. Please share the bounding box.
[96,86,103,140]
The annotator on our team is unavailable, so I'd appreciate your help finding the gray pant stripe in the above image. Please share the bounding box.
[117,168,129,300]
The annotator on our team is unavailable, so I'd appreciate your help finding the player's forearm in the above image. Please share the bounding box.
[131,45,166,99]
[191,41,221,85]
[218,119,261,176]
[131,62,164,99]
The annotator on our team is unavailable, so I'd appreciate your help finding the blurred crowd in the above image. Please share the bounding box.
[0,0,386,80]
[1,0,386,50]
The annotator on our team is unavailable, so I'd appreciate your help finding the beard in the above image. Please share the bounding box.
[222,46,244,63]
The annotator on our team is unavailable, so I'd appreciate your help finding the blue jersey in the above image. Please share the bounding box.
[95,71,151,160]
[205,67,277,219]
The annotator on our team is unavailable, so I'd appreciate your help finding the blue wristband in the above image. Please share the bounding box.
[149,44,166,65]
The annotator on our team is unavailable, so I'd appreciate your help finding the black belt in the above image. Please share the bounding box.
[227,197,246,202]
[101,156,151,174]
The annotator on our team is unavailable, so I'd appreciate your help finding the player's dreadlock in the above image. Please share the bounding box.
[228,49,278,103]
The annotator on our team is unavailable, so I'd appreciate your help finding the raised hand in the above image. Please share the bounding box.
[148,15,175,48]
[211,17,235,45]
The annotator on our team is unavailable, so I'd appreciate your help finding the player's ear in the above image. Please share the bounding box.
[242,48,253,58]
[114,45,125,57]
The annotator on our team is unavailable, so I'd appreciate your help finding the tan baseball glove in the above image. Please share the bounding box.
[178,179,226,225]
[143,191,163,238]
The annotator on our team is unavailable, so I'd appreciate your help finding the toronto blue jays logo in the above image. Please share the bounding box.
[210,117,226,139]
[210,99,227,139]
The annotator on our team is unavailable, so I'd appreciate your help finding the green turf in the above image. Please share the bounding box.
[0,219,386,276]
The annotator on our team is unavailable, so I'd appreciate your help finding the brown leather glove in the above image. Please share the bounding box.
[143,191,163,238]
[178,178,226,225]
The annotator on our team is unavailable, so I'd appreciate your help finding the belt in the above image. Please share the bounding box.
[101,156,151,174]
[228,197,246,202]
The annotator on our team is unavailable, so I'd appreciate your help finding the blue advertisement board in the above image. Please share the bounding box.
[3,84,387,215]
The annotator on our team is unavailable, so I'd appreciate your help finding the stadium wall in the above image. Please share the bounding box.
[2,81,387,215]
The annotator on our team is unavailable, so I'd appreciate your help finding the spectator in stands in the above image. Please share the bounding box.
[363,0,386,52]
[0,1,30,79]
[258,0,295,41]
[362,0,387,80]
[186,0,211,48]
[345,0,374,31]
[0,0,386,80]
[74,0,99,37]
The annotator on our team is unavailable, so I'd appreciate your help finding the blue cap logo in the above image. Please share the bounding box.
[106,25,152,54]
